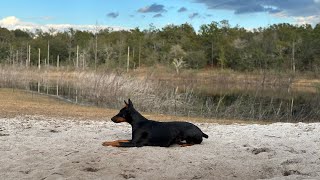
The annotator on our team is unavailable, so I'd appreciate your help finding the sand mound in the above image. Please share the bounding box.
[1,116,320,180]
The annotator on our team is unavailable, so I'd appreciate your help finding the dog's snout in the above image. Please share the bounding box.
[111,116,116,122]
[111,116,127,123]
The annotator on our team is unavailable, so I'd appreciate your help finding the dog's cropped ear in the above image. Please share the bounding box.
[128,99,133,107]
[124,100,129,108]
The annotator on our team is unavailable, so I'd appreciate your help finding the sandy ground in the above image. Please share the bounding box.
[1,116,320,180]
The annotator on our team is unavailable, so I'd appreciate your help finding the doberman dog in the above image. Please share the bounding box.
[102,99,208,147]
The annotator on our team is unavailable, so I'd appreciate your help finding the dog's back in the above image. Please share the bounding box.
[141,120,208,147]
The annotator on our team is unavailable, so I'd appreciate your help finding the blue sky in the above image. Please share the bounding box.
[0,0,319,32]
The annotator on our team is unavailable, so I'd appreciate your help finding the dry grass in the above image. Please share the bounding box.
[0,88,115,120]
[1,66,319,122]
[0,88,258,124]
[1,65,318,92]
[132,66,319,93]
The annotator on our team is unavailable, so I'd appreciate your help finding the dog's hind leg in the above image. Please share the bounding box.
[179,143,194,147]
[185,135,203,145]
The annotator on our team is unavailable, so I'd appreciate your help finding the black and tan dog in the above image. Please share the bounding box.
[102,99,208,147]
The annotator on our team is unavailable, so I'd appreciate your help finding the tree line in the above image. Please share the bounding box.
[1,20,320,72]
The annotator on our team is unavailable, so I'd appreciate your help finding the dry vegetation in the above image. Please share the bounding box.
[0,65,319,122]
[0,88,253,124]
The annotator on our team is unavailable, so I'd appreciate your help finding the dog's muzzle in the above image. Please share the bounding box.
[111,116,126,123]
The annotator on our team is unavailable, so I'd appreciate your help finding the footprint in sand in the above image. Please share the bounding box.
[83,167,99,172]
[251,147,271,155]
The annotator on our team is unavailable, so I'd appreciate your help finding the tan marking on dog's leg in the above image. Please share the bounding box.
[102,141,115,146]
[117,140,130,143]
[102,140,130,146]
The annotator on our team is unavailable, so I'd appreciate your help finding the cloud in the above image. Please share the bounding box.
[0,16,127,32]
[0,16,21,26]
[294,15,320,25]
[25,16,54,21]
[194,0,320,24]
[178,7,187,13]
[153,13,163,18]
[234,4,269,14]
[106,12,119,18]
[0,16,37,30]
[138,3,166,13]
[189,13,200,19]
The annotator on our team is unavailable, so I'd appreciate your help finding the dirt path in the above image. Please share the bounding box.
[1,116,320,180]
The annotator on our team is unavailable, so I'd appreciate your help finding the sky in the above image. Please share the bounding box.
[0,0,320,32]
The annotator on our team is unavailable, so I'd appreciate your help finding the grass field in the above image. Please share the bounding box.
[1,66,319,122]
[0,88,255,124]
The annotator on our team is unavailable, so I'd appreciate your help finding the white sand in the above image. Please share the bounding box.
[1,116,320,180]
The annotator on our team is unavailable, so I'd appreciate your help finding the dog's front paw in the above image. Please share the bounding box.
[102,141,113,146]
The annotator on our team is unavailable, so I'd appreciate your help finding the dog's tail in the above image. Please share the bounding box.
[202,133,209,138]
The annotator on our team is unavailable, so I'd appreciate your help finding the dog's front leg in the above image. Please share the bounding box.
[117,136,146,147]
[117,141,140,147]
[102,140,140,147]
[115,132,147,147]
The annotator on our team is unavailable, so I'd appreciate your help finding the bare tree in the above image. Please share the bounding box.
[104,44,114,65]
[94,21,100,71]
[169,44,186,60]
[172,57,186,74]
[292,41,295,73]
[28,45,31,67]
[76,45,79,68]
[47,41,50,66]
[169,44,187,74]
[138,40,141,68]
[127,46,130,72]
[38,48,41,70]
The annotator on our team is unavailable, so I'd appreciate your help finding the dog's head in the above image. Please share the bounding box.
[111,99,133,123]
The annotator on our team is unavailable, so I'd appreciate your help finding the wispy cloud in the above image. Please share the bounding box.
[138,3,166,13]
[153,13,163,18]
[106,12,119,18]
[25,16,55,21]
[178,7,187,13]
[189,13,200,19]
